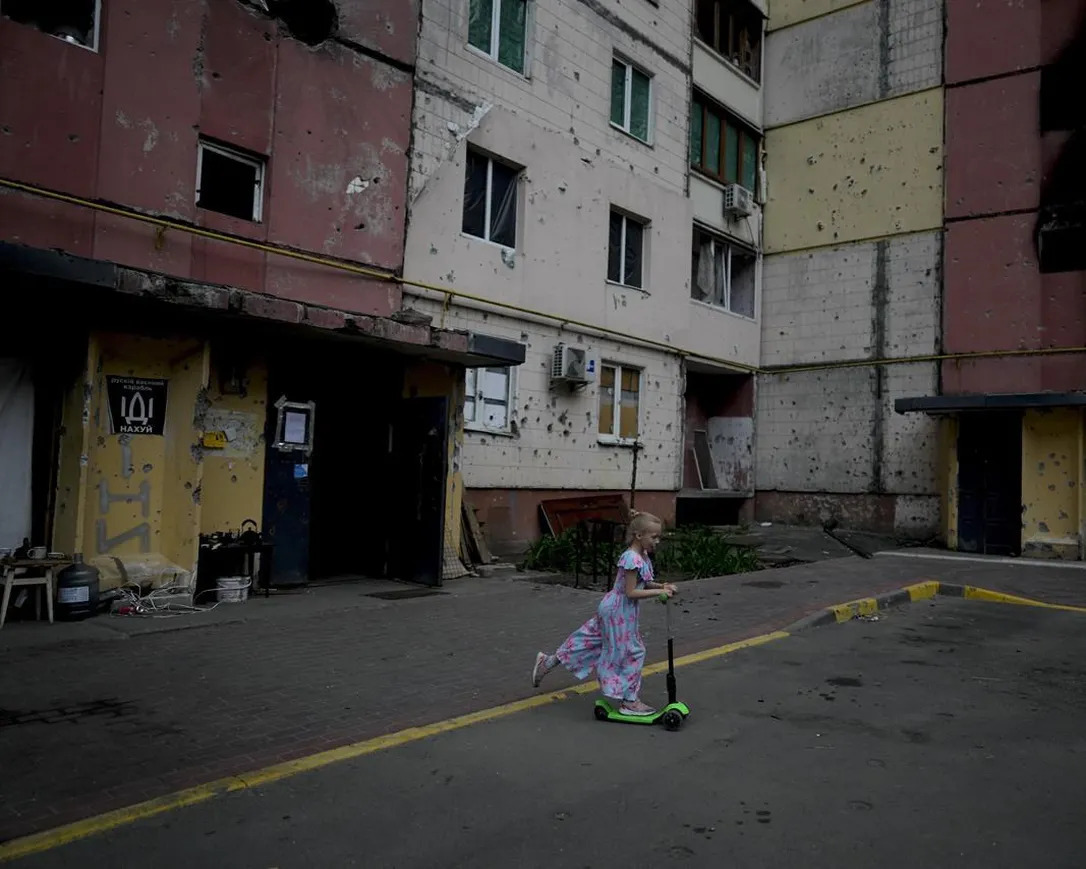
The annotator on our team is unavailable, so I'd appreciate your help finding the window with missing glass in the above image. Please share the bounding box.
[1,0,101,50]
[695,0,764,82]
[689,92,760,192]
[598,363,641,442]
[468,0,529,74]
[691,226,756,318]
[462,148,519,248]
[196,140,266,222]
[610,58,652,143]
[607,210,647,289]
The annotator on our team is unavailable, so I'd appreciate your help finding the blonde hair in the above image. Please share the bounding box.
[626,510,662,544]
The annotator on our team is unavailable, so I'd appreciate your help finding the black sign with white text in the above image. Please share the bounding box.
[106,376,168,436]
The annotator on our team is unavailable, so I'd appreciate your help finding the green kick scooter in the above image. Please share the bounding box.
[594,593,691,731]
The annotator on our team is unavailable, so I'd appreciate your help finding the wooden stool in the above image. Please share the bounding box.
[0,561,56,630]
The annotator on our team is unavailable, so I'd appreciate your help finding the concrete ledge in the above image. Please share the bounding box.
[784,580,1086,633]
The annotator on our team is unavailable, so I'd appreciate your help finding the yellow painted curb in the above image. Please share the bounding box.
[960,585,1086,613]
[0,629,791,862]
[906,581,940,601]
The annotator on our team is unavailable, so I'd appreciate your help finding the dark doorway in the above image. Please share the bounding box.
[388,397,449,586]
[261,341,406,587]
[957,413,1022,556]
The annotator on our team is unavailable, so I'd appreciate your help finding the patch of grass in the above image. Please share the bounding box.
[522,525,760,580]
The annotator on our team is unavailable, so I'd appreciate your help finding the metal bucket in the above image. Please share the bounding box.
[215,576,249,604]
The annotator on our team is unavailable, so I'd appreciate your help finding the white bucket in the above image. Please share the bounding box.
[216,576,249,604]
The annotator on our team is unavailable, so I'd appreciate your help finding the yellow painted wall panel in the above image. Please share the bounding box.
[1021,409,1082,557]
[763,89,944,253]
[200,356,269,535]
[940,417,958,549]
[161,342,210,572]
[51,336,96,557]
[768,0,870,32]
[403,362,465,564]
[80,334,210,573]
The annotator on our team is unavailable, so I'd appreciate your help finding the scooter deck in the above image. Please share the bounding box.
[594,698,690,725]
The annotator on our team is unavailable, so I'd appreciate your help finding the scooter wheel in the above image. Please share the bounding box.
[662,710,683,731]
[594,705,609,721]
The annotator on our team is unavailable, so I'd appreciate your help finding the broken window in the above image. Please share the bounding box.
[196,141,266,222]
[598,363,641,442]
[1,0,100,50]
[610,58,652,143]
[462,147,519,248]
[691,226,756,318]
[468,0,528,75]
[465,367,514,432]
[695,0,764,82]
[690,91,760,192]
[607,210,646,289]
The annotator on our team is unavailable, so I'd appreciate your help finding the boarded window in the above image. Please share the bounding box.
[598,363,641,441]
[610,58,652,143]
[462,148,518,248]
[607,210,646,289]
[465,367,513,431]
[691,226,756,318]
[468,0,527,74]
[689,92,760,192]
[695,0,764,82]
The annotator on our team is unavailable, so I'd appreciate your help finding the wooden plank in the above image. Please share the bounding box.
[462,502,492,564]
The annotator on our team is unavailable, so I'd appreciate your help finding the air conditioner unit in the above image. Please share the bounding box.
[723,183,754,218]
[551,343,593,385]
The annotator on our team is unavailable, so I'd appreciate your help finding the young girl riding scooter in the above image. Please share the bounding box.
[531,511,678,716]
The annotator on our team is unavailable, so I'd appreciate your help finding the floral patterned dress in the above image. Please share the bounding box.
[555,549,653,702]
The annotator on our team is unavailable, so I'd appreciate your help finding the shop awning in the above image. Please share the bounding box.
[895,392,1086,415]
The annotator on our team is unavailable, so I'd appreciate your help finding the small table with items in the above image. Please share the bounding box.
[0,557,71,630]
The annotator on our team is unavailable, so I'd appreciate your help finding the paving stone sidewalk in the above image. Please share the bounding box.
[0,552,1083,843]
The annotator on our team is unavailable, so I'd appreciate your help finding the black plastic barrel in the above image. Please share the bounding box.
[55,554,100,621]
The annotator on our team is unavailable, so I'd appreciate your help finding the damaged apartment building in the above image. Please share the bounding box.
[404,0,766,554]
[406,0,1084,561]
[0,0,523,594]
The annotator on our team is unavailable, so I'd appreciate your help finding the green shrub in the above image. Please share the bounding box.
[522,525,759,580]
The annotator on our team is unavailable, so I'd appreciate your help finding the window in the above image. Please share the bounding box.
[2,0,100,50]
[465,367,514,432]
[598,364,641,442]
[691,226,756,318]
[462,148,519,248]
[607,210,646,289]
[610,58,652,143]
[689,92,760,192]
[695,0,763,82]
[196,141,266,222]
[468,0,528,74]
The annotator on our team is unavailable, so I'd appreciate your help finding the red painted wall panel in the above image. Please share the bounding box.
[0,0,415,319]
[337,0,420,68]
[944,0,1086,394]
[945,74,1043,220]
[199,0,278,154]
[266,40,411,270]
[0,20,103,199]
[945,0,1041,85]
[944,215,1042,355]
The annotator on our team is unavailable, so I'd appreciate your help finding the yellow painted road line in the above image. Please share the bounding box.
[960,585,1086,613]
[0,628,792,862]
[8,582,1081,862]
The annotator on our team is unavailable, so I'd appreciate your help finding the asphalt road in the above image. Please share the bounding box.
[13,598,1086,868]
